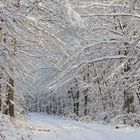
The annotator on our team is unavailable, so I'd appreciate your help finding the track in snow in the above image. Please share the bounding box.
[26,113,140,140]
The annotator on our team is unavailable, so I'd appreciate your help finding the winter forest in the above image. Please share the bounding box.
[1,0,140,139]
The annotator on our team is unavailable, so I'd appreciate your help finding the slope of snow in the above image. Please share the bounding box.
[0,114,31,140]
[25,113,140,140]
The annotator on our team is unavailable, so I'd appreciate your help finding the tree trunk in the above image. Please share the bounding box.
[6,78,14,117]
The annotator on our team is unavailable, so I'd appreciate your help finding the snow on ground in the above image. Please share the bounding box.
[2,112,140,140]
[0,114,32,140]
[25,112,140,140]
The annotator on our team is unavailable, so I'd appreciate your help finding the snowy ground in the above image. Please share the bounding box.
[0,114,32,140]
[23,113,140,140]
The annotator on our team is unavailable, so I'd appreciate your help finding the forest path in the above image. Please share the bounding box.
[25,112,140,140]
